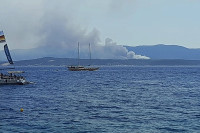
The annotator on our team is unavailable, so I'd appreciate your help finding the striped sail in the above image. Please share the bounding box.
[4,44,14,64]
[0,31,6,43]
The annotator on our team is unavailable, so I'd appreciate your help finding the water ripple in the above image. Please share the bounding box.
[0,66,200,132]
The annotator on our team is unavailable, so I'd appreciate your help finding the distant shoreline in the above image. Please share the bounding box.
[2,57,200,66]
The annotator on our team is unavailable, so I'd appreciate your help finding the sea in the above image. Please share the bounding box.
[0,66,200,133]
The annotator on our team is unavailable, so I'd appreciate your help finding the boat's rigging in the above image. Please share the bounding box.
[0,30,29,85]
[78,42,80,66]
[88,43,91,66]
[67,42,99,71]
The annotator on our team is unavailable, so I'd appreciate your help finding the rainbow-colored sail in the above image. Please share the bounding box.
[0,31,6,43]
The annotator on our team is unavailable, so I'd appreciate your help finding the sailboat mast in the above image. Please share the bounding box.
[78,42,80,66]
[89,43,91,61]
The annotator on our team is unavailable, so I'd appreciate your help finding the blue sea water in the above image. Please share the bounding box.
[0,66,200,133]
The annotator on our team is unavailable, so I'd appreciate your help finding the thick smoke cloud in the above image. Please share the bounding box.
[103,38,149,59]
[0,0,150,59]
[38,8,149,59]
[39,16,149,59]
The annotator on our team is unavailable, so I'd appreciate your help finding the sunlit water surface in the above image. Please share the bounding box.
[0,66,200,132]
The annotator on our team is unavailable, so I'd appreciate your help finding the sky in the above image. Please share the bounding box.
[0,0,200,59]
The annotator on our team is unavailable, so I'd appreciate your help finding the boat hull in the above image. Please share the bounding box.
[0,77,29,85]
[68,66,99,71]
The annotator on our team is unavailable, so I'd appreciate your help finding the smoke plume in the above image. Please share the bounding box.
[37,10,149,59]
[0,0,150,60]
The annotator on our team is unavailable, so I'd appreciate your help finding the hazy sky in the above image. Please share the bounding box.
[0,0,200,50]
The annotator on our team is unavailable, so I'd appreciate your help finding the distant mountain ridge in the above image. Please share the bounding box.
[1,44,200,61]
[125,44,200,60]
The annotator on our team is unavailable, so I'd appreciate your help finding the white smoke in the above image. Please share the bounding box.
[0,0,150,60]
[100,38,150,59]
[37,10,150,59]
[127,51,150,59]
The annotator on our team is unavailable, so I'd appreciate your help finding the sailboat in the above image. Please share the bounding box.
[0,30,30,85]
[68,42,99,71]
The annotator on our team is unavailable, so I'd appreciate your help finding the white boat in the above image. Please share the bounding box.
[0,71,29,85]
[0,30,30,85]
[68,42,99,71]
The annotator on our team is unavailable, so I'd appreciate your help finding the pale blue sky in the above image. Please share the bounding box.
[0,0,200,50]
[81,0,200,48]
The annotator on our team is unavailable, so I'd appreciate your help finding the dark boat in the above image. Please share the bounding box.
[68,42,99,71]
[68,65,99,71]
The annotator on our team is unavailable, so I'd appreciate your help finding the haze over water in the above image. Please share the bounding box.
[0,66,200,132]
